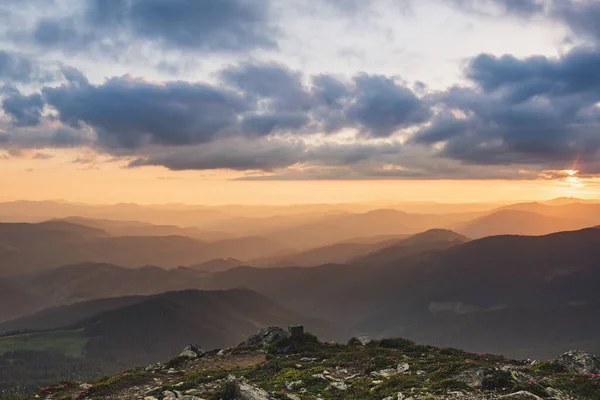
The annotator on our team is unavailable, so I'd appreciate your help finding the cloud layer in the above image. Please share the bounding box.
[1,0,600,179]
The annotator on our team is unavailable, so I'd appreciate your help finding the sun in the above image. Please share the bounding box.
[563,169,577,176]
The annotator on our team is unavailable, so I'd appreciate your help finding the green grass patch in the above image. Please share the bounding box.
[0,329,88,358]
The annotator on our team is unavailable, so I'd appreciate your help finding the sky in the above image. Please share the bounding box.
[1,0,600,204]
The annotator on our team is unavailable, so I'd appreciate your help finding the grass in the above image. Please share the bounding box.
[0,329,88,358]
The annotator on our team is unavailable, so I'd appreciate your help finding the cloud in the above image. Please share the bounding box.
[5,64,429,151]
[1,88,45,126]
[32,152,53,159]
[410,44,600,174]
[42,75,247,149]
[345,74,431,136]
[449,1,600,45]
[0,51,55,84]
[9,0,277,55]
[448,0,548,17]
[553,0,600,44]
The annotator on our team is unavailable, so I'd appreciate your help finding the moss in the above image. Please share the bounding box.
[212,379,237,400]
[481,369,514,391]
[549,374,600,400]
[532,361,567,374]
[375,338,430,354]
[267,333,322,355]
[429,378,471,393]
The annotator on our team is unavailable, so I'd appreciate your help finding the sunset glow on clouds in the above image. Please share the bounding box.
[1,0,600,203]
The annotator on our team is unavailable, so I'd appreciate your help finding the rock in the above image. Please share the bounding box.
[397,362,410,373]
[371,368,399,378]
[226,375,274,400]
[144,397,159,400]
[329,381,349,390]
[454,367,487,388]
[185,389,202,395]
[240,327,289,348]
[145,363,164,372]
[162,390,177,399]
[143,387,161,396]
[498,391,544,400]
[79,383,92,390]
[557,350,600,374]
[545,387,573,400]
[286,395,301,400]
[180,344,204,358]
[383,394,405,400]
[285,380,303,390]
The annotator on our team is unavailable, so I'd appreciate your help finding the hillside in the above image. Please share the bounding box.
[57,216,232,241]
[351,229,469,266]
[189,258,246,272]
[252,237,408,268]
[28,329,600,400]
[499,202,600,227]
[0,282,45,323]
[199,228,600,358]
[453,210,589,238]
[0,221,290,276]
[0,290,332,396]
[6,263,210,310]
[0,200,231,226]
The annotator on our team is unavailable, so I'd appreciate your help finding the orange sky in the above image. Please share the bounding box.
[2,149,599,205]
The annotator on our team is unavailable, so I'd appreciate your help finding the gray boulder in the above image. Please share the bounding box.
[226,375,274,400]
[240,327,289,348]
[557,350,600,375]
[180,344,205,358]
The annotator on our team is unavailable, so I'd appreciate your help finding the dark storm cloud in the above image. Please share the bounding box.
[19,0,277,54]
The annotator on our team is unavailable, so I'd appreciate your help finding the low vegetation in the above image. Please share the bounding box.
[27,331,600,400]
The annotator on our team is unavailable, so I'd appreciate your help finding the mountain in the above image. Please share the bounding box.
[0,200,232,226]
[542,197,600,206]
[351,229,469,266]
[251,235,410,267]
[0,289,332,368]
[453,209,590,238]
[206,209,483,249]
[57,216,233,241]
[189,258,246,272]
[500,202,600,225]
[0,221,290,276]
[199,228,600,358]
[0,282,45,323]
[7,263,209,309]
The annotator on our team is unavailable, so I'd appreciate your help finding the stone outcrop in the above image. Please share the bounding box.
[557,350,600,375]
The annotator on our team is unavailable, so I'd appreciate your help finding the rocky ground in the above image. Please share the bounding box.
[32,328,600,400]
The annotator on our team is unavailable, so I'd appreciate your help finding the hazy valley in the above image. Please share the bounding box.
[1,199,600,397]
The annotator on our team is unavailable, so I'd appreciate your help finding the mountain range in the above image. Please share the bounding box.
[2,198,600,396]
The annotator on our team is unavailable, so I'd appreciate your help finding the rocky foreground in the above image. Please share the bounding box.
[34,328,600,400]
